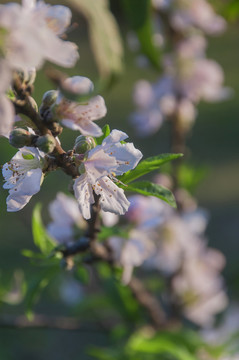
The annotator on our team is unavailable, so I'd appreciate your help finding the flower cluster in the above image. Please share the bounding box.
[42,76,107,137]
[0,0,142,222]
[73,129,142,219]
[0,0,79,137]
[2,146,45,212]
[45,181,227,327]
[153,0,226,35]
[2,119,142,217]
[0,0,231,348]
[131,0,229,136]
[47,192,118,245]
[109,191,227,326]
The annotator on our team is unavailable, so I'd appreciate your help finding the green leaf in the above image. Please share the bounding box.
[89,347,121,360]
[32,204,56,254]
[118,153,183,184]
[127,330,224,360]
[222,0,239,20]
[97,263,140,322]
[95,124,110,145]
[177,164,208,194]
[98,225,129,241]
[127,331,197,360]
[88,329,226,360]
[122,0,160,69]
[122,181,176,208]
[25,267,58,319]
[22,249,47,259]
[75,266,89,285]
[66,0,123,84]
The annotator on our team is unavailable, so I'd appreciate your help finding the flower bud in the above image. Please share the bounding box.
[14,68,36,86]
[35,134,56,153]
[74,135,96,154]
[39,90,58,121]
[41,90,58,107]
[28,96,38,112]
[9,128,34,148]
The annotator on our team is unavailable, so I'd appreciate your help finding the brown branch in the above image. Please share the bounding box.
[128,276,166,329]
[13,90,79,178]
[0,314,108,332]
[13,82,167,331]
[86,194,101,241]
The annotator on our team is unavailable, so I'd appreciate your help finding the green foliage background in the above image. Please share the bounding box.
[0,0,239,359]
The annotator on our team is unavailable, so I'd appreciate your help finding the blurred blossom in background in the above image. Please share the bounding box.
[0,0,239,359]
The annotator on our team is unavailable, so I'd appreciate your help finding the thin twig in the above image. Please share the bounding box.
[0,314,108,332]
[13,83,167,331]
[128,276,166,329]
[13,90,79,178]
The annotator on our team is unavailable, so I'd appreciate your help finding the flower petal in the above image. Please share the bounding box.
[8,168,43,196]
[61,96,106,132]
[73,174,94,220]
[47,223,73,244]
[94,177,130,215]
[85,148,118,183]
[49,192,82,225]
[102,129,128,147]
[46,5,72,35]
[62,118,103,137]
[22,0,36,10]
[0,96,15,138]
[63,76,94,95]
[107,142,143,175]
[100,129,143,174]
[0,60,12,93]
[44,31,79,68]
[6,193,33,212]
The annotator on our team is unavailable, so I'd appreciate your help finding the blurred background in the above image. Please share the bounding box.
[0,0,239,358]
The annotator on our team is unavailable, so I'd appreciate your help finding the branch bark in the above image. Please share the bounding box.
[13,82,167,331]
[13,92,79,178]
[0,314,108,332]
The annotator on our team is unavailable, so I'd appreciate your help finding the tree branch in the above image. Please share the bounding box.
[13,82,167,331]
[0,314,108,332]
[128,276,166,329]
[13,90,79,178]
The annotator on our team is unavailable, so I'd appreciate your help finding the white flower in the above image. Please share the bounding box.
[48,192,119,244]
[47,192,86,244]
[0,0,79,71]
[73,129,143,219]
[126,195,173,229]
[0,96,15,138]
[152,0,172,10]
[55,76,107,136]
[171,248,227,327]
[0,61,15,137]
[109,229,155,284]
[0,0,79,135]
[144,215,204,274]
[2,147,45,211]
[170,0,226,35]
[101,211,119,227]
[202,303,239,346]
[179,58,230,103]
[59,276,84,306]
[131,76,174,136]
